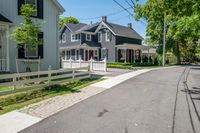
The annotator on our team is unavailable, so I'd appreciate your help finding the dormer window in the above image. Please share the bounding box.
[98,32,102,42]
[25,0,37,16]
[86,34,91,41]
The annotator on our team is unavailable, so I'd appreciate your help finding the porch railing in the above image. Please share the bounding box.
[62,57,107,72]
[0,59,7,72]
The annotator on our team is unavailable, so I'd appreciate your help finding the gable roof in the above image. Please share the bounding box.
[62,21,143,40]
[51,0,65,13]
[65,23,87,32]
[0,13,12,23]
[105,22,144,40]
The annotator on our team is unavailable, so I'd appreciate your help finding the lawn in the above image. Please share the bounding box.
[0,78,103,115]
[107,62,172,70]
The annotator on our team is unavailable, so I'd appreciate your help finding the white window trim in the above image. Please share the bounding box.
[25,0,38,16]
[86,34,91,41]
[106,30,110,42]
[94,50,98,57]
[25,44,38,58]
[71,33,80,42]
[98,32,102,42]
[62,33,66,43]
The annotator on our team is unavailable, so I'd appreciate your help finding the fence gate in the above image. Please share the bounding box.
[62,58,107,72]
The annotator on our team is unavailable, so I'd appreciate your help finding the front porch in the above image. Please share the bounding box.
[61,47,100,61]
[116,44,155,63]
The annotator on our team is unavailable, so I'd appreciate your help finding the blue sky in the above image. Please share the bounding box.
[58,0,146,38]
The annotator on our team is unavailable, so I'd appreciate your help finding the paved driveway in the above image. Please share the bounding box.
[20,66,200,133]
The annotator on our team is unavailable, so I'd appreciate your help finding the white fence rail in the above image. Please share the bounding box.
[62,58,107,72]
[0,59,7,72]
[0,66,90,96]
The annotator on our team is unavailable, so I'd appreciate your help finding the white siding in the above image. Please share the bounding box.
[0,0,61,72]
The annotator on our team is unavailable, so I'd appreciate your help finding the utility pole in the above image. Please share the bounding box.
[162,12,166,66]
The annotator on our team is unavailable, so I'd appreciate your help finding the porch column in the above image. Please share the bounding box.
[87,49,89,60]
[84,49,86,61]
[148,49,150,63]
[6,28,9,71]
[140,50,143,63]
[125,48,127,63]
[134,49,136,63]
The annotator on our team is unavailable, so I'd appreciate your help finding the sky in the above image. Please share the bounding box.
[58,0,146,38]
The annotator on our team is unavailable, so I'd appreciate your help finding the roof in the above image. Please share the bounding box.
[51,0,65,13]
[0,13,12,23]
[63,21,143,40]
[116,43,149,50]
[106,22,144,40]
[65,23,87,32]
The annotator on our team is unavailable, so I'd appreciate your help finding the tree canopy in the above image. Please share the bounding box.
[134,0,200,64]
[59,16,79,28]
[11,4,42,49]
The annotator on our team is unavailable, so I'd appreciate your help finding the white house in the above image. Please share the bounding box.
[0,0,64,73]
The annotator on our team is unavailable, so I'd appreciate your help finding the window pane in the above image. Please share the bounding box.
[25,45,38,57]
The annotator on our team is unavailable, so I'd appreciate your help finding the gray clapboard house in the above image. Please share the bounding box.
[60,16,150,63]
[0,0,64,73]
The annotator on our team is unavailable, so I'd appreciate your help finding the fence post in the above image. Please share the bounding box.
[79,58,81,68]
[70,57,72,68]
[48,65,52,86]
[104,57,107,72]
[12,76,16,90]
[90,58,93,71]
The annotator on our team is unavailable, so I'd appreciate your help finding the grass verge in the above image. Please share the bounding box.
[107,62,172,70]
[0,78,103,115]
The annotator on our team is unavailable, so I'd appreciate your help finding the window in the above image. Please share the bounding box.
[71,34,80,42]
[62,33,66,43]
[86,34,91,41]
[94,50,98,57]
[98,32,102,42]
[25,45,38,58]
[25,0,37,16]
[106,30,111,42]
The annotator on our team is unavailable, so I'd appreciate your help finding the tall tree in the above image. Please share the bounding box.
[11,4,42,71]
[134,0,200,64]
[59,16,79,28]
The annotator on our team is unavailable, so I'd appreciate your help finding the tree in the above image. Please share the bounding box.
[59,16,79,28]
[11,4,42,71]
[134,0,200,64]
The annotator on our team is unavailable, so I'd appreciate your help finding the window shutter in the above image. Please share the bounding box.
[37,0,44,19]
[18,46,25,59]
[38,32,44,58]
[18,0,25,15]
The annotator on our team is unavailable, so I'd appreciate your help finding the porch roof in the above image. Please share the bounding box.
[0,14,12,23]
[60,44,100,50]
[115,43,149,50]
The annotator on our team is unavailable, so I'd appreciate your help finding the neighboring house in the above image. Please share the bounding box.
[60,16,151,63]
[0,0,64,73]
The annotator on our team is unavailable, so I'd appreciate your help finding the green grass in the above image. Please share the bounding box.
[0,78,103,115]
[107,62,172,70]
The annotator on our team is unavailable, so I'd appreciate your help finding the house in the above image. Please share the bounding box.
[60,16,152,63]
[0,0,65,73]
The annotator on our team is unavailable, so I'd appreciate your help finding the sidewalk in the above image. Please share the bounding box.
[0,67,173,133]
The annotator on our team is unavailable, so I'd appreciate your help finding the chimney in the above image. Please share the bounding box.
[102,16,107,23]
[128,23,132,29]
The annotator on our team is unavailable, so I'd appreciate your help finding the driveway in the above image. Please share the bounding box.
[20,66,200,133]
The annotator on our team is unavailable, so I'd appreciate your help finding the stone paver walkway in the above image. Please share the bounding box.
[20,69,150,118]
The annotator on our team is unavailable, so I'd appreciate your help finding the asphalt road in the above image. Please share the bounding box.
[20,66,200,133]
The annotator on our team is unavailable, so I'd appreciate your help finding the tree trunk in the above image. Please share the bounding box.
[175,42,181,64]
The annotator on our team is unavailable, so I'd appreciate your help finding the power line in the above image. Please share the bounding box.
[113,0,133,17]
[78,7,132,21]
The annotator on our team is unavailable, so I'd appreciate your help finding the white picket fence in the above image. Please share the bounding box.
[0,66,90,96]
[62,58,107,72]
[0,59,7,72]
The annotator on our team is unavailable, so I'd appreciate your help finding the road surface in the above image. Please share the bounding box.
[20,66,200,133]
